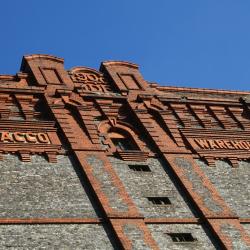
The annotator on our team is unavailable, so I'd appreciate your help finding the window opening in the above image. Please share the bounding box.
[167,233,197,242]
[147,197,171,205]
[129,165,151,172]
[111,137,138,151]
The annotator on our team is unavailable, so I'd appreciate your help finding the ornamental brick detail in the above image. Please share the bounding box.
[0,54,248,249]
[69,67,113,93]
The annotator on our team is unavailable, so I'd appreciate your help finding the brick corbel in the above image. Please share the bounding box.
[18,151,31,162]
[15,94,35,120]
[46,152,57,163]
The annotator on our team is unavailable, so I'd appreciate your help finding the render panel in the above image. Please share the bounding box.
[0,224,113,249]
[109,156,198,218]
[197,159,250,218]
[0,154,99,218]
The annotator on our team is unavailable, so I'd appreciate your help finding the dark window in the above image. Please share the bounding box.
[111,138,138,151]
[129,165,151,172]
[147,197,171,205]
[93,116,103,121]
[168,233,197,242]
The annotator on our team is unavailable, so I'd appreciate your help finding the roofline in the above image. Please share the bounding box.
[150,83,250,95]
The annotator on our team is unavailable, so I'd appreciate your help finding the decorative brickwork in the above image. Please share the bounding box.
[0,54,248,249]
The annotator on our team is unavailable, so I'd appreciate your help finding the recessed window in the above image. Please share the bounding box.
[147,197,171,205]
[111,138,139,151]
[93,116,103,121]
[168,233,197,242]
[129,165,151,172]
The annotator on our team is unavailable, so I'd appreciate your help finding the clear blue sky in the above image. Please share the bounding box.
[1,0,250,90]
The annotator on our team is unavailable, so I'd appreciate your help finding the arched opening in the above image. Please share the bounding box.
[108,130,139,151]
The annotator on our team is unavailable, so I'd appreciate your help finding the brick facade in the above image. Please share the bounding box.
[0,54,248,249]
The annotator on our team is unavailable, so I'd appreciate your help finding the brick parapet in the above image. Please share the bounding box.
[0,54,248,249]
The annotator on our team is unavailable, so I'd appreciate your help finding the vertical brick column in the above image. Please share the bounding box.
[207,218,250,249]
[131,105,250,249]
[46,98,158,250]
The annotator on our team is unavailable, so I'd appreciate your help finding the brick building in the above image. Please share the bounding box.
[0,54,249,249]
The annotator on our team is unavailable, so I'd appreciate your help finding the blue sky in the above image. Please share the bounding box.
[1,0,250,90]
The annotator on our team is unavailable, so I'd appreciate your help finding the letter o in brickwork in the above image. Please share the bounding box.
[37,133,50,143]
[86,74,98,81]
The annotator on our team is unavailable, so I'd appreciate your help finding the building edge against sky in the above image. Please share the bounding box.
[0,54,248,249]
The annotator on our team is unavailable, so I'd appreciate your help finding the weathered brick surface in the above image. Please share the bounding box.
[219,223,250,249]
[0,154,99,218]
[0,224,113,249]
[109,156,197,218]
[174,157,223,214]
[86,155,129,212]
[197,159,250,218]
[123,224,152,250]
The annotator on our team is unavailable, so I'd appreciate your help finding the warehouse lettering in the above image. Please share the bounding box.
[0,132,50,144]
[194,138,250,150]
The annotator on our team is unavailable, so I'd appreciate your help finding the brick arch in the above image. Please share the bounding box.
[98,120,147,153]
[70,66,103,76]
